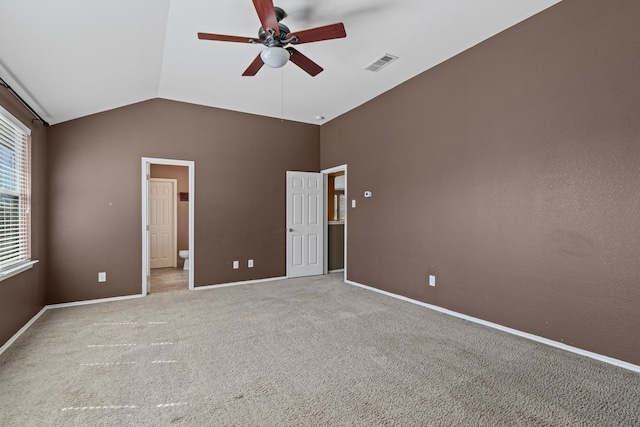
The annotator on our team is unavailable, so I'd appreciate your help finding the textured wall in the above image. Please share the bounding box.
[47,99,319,303]
[0,88,48,347]
[321,0,640,364]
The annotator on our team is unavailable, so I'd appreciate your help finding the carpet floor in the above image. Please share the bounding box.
[1,274,639,426]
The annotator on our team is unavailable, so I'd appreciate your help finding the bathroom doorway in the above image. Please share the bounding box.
[141,158,195,295]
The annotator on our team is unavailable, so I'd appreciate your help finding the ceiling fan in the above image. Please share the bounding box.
[197,0,346,77]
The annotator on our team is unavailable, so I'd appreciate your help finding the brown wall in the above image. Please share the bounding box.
[47,99,319,303]
[150,164,189,258]
[0,88,48,347]
[5,0,639,366]
[328,224,344,271]
[321,0,640,364]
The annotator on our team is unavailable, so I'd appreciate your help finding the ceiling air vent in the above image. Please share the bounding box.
[365,54,398,72]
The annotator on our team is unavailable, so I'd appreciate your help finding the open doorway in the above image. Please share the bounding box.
[141,158,195,295]
[322,165,347,279]
[150,167,185,293]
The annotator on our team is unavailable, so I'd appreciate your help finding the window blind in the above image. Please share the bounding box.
[0,108,31,271]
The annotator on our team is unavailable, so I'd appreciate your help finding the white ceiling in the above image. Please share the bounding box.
[0,0,560,126]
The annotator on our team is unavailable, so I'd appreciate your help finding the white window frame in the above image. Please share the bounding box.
[0,105,38,281]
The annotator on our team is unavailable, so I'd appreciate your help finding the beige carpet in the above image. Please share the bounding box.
[1,274,639,426]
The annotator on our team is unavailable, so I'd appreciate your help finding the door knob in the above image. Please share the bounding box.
[289,228,293,232]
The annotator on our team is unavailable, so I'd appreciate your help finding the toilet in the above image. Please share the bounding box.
[179,250,189,270]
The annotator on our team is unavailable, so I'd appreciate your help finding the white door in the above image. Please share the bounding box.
[149,179,177,269]
[286,171,324,277]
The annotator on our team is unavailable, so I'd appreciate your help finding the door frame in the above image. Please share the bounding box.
[149,178,178,269]
[141,157,195,294]
[321,164,347,279]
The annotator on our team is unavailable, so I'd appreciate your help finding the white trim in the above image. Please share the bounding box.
[0,260,39,282]
[193,276,287,291]
[142,158,195,294]
[3,277,638,374]
[321,164,347,281]
[0,307,47,357]
[322,172,328,275]
[346,279,640,373]
[322,164,349,175]
[1,294,143,355]
[328,269,344,273]
[47,294,145,309]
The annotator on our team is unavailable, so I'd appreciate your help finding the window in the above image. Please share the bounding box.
[0,106,32,276]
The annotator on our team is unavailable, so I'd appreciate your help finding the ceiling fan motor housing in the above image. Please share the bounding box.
[258,23,291,47]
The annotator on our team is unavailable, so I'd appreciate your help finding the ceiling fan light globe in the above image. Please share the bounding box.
[261,47,290,68]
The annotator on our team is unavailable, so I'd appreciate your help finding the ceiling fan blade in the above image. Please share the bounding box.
[289,23,346,44]
[286,47,323,77]
[198,33,260,43]
[242,54,265,76]
[252,0,280,35]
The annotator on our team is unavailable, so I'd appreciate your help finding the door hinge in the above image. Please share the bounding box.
[146,225,149,231]
[146,173,150,180]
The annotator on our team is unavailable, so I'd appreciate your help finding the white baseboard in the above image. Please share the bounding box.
[193,276,287,291]
[1,279,282,355]
[0,307,47,357]
[346,280,640,374]
[6,277,637,374]
[47,293,145,310]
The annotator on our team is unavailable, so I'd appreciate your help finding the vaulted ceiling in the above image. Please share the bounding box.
[0,0,560,125]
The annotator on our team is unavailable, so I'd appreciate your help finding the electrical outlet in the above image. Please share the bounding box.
[98,272,107,282]
[233,261,239,269]
[248,259,254,268]
[429,275,436,287]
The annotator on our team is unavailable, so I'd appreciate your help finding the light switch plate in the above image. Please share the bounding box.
[233,261,239,269]
[98,272,106,282]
